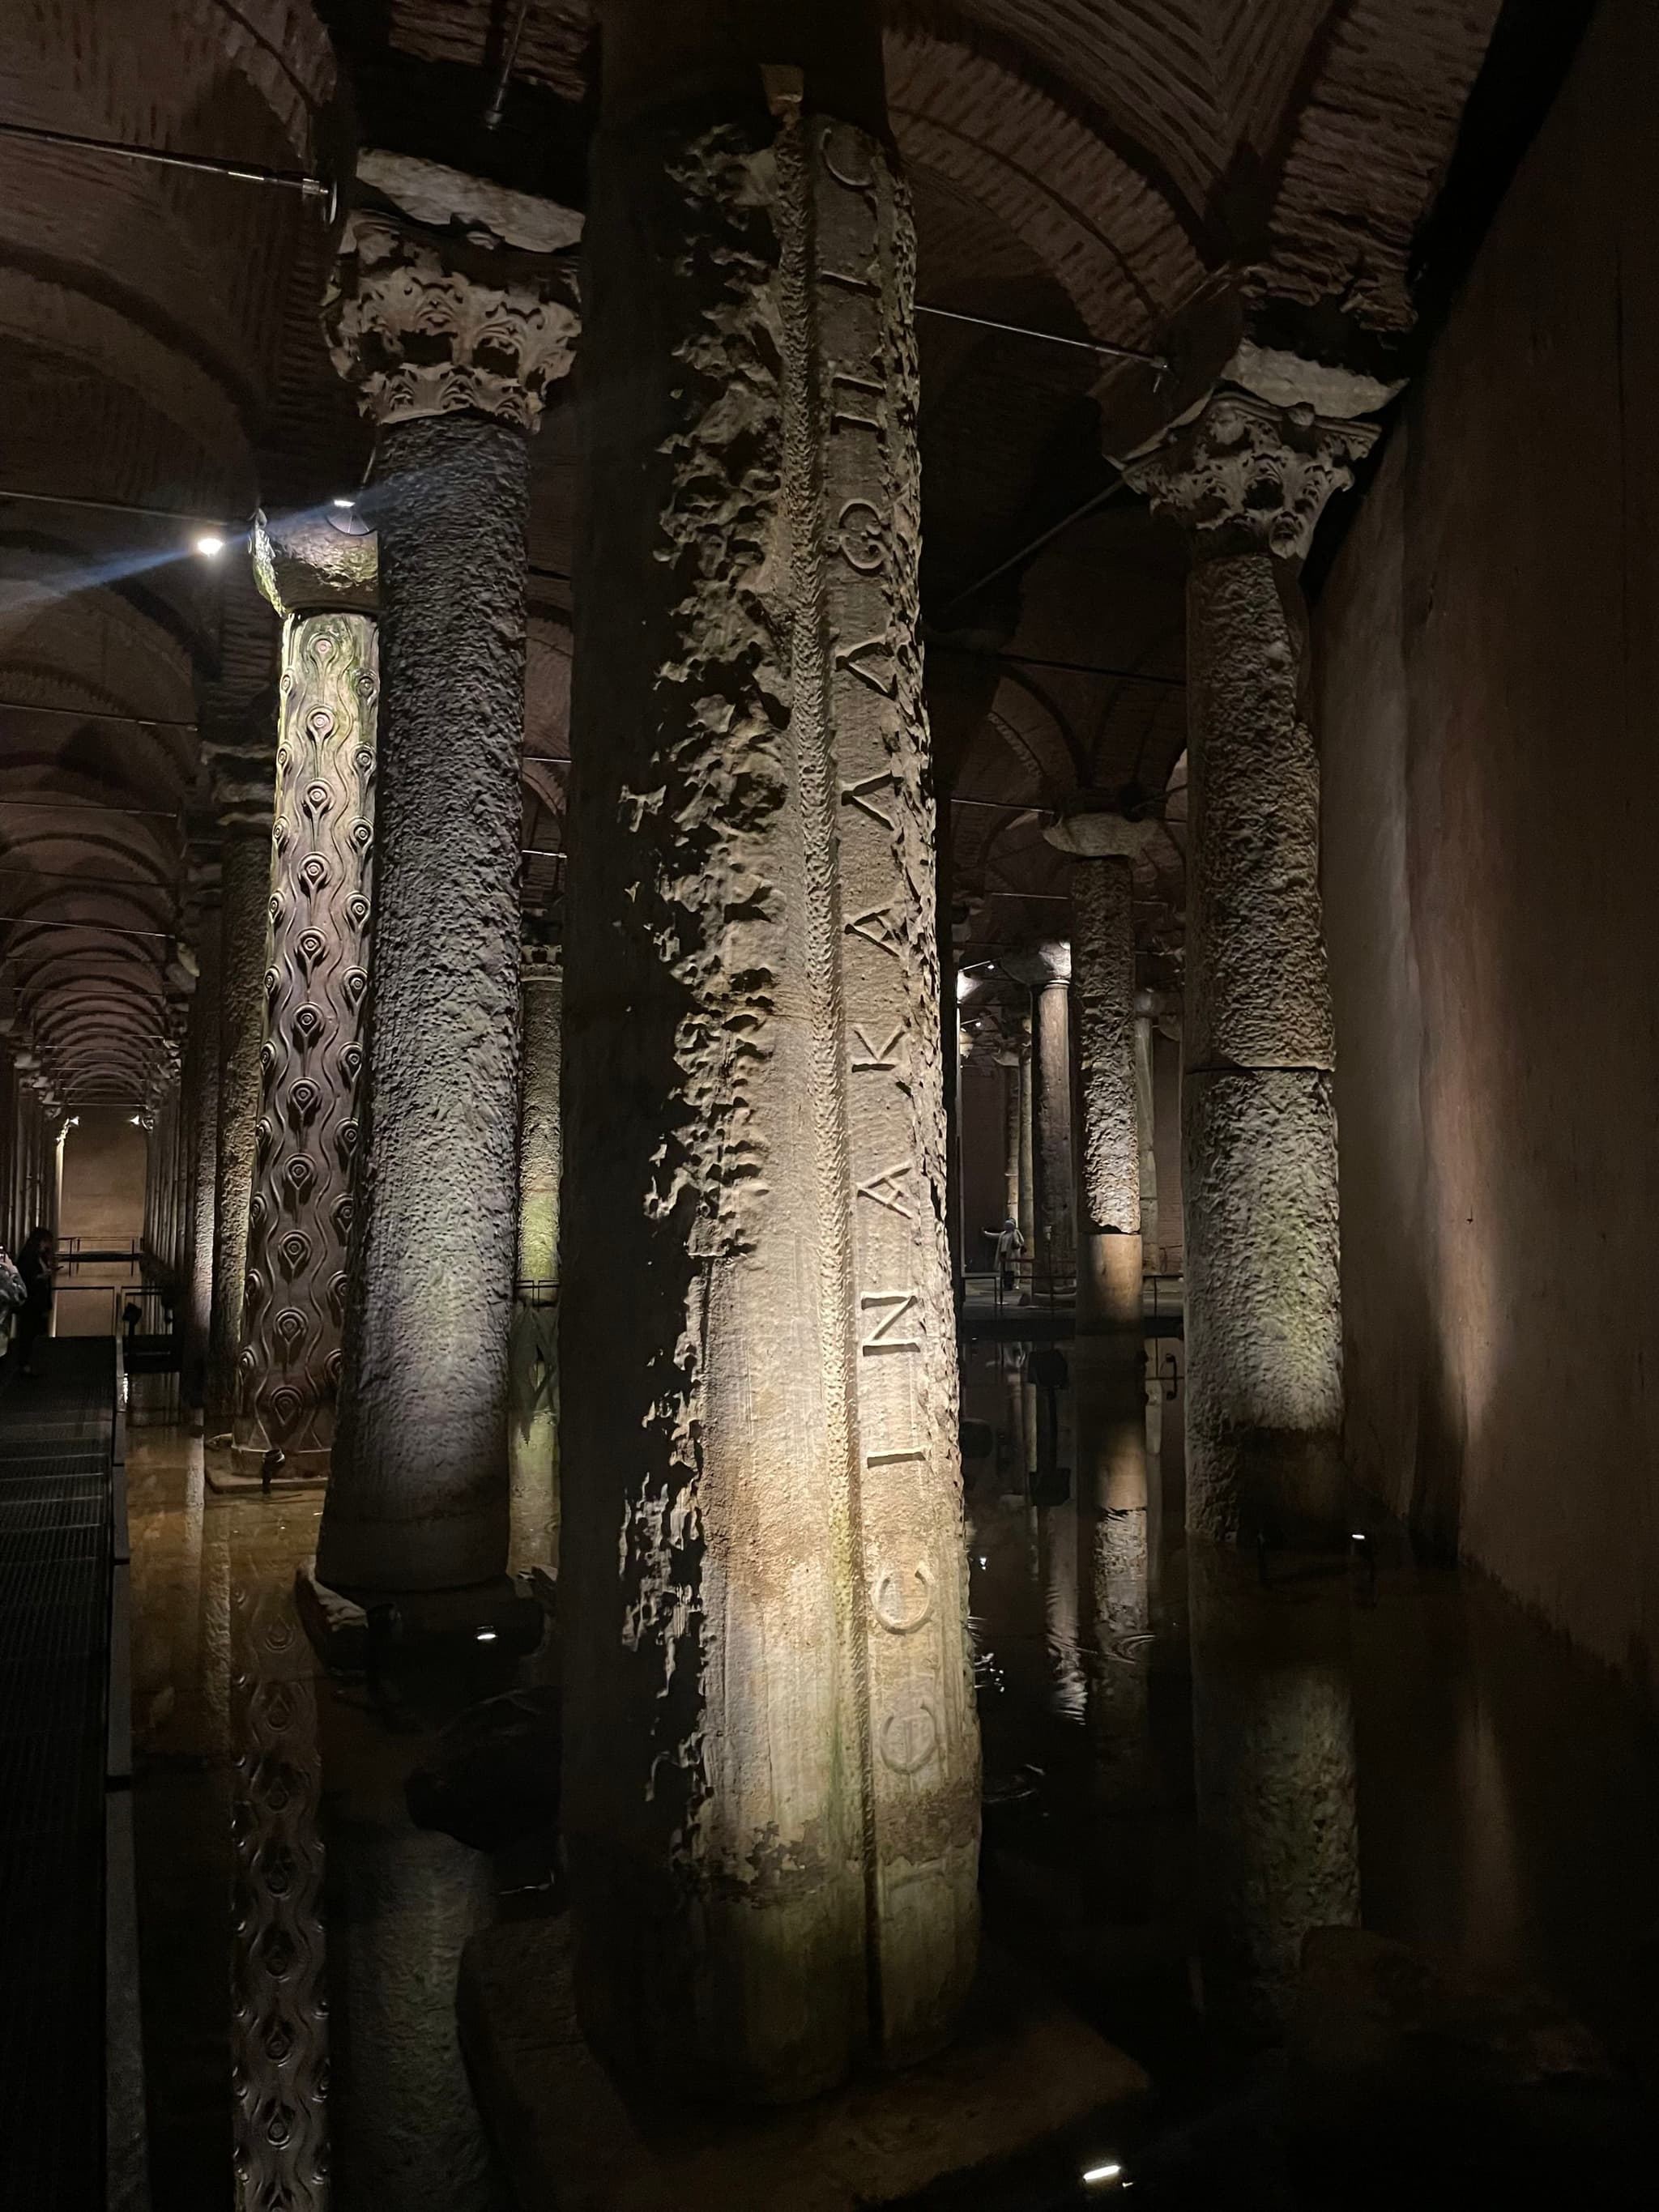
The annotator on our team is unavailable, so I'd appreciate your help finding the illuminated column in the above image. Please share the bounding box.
[180,848,222,1408]
[561,4,979,2101]
[1133,991,1158,1260]
[1016,1008,1034,1250]
[508,940,561,1571]
[206,767,277,1426]
[1006,945,1073,1282]
[997,1046,1021,1227]
[234,510,379,1475]
[1124,390,1376,1547]
[318,154,580,1592]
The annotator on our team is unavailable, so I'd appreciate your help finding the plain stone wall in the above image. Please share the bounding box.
[1317,0,1659,1687]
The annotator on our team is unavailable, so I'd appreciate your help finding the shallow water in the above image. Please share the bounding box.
[126,1340,1659,2207]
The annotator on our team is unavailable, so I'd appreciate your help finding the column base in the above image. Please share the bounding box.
[204,1437,331,1494]
[458,1918,1148,2211]
[293,1561,548,1672]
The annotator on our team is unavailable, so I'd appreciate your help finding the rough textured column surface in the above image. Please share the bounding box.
[509,949,561,1572]
[181,881,222,1407]
[1124,390,1375,1546]
[998,1052,1021,1227]
[237,514,378,1474]
[1017,1012,1034,1247]
[208,831,271,1422]
[321,416,527,1588]
[1133,1002,1158,1257]
[318,153,578,1595]
[562,16,978,2103]
[1066,848,1142,1342]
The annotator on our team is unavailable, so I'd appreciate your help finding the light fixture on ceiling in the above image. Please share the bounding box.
[194,532,225,558]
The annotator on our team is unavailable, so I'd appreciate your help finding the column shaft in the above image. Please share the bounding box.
[562,58,976,2100]
[236,605,377,1472]
[208,834,271,1422]
[1183,549,1341,1543]
[509,957,561,1571]
[1000,1056,1021,1227]
[181,912,222,1406]
[1016,1015,1034,1248]
[1073,855,1141,1336]
[1031,974,1074,1281]
[321,416,528,1591]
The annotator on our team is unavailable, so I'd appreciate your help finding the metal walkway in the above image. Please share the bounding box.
[0,1336,138,2208]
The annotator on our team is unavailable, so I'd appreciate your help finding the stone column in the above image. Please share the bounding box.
[1016,1009,1034,1251]
[997,1047,1021,1228]
[318,152,580,1592]
[234,511,379,1477]
[206,769,277,1427]
[1133,991,1158,1262]
[180,851,222,1409]
[1124,389,1376,1547]
[509,940,561,1571]
[1006,944,1073,1284]
[561,6,979,2102]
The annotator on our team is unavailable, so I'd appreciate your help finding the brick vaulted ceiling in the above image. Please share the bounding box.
[0,0,1503,1102]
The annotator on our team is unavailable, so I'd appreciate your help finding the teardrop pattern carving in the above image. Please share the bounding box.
[235,607,377,1465]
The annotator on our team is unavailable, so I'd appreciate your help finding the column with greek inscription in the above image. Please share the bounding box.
[1124,390,1376,1547]
[235,511,377,1477]
[561,2,977,2103]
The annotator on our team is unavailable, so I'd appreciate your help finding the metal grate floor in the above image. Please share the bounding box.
[0,1337,115,2208]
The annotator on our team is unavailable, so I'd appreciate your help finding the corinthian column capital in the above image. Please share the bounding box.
[323,150,582,433]
[1121,389,1379,564]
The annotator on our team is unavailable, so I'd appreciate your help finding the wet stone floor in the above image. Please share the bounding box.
[126,1346,1659,2210]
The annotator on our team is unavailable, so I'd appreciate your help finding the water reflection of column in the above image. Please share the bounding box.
[1041,1486,1084,1721]
[229,1511,328,2207]
[1186,1542,1359,2039]
[1085,1496,1156,1816]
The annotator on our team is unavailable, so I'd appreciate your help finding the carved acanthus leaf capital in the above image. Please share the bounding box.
[1121,390,1379,563]
[323,152,582,433]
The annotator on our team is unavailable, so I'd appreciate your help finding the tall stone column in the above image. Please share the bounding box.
[180,850,222,1409]
[1133,991,1158,1261]
[509,940,561,1571]
[1017,1009,1034,1250]
[207,774,277,1427]
[561,6,979,2103]
[234,511,379,1477]
[318,153,580,1592]
[1124,390,1376,1547]
[1007,944,1073,1283]
[997,1046,1021,1228]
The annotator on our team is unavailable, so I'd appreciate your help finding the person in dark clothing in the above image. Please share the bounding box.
[14,1225,56,1378]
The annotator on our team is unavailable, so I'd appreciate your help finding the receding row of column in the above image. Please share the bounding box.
[124,15,1380,2112]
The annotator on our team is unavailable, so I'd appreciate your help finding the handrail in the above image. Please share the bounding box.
[104,1334,151,2209]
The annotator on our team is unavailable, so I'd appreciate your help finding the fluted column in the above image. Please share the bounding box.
[562,4,978,2102]
[180,850,222,1408]
[206,767,277,1427]
[317,153,580,1591]
[509,940,561,1571]
[1124,388,1377,1547]
[233,511,379,1476]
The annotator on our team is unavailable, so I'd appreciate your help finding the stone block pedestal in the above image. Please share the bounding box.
[458,1919,1148,2211]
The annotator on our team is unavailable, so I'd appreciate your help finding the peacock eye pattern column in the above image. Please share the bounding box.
[236,511,378,1477]
[1124,388,1376,1548]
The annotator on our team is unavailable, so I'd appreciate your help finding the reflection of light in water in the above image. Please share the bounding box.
[1042,1494,1085,1720]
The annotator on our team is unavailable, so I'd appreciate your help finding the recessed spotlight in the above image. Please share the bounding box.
[194,532,225,558]
[1081,2161,1123,2189]
[331,497,355,510]
[476,1627,497,1643]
